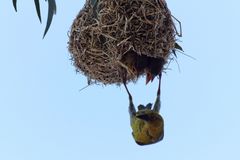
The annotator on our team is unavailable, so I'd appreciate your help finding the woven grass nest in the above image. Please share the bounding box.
[69,0,178,85]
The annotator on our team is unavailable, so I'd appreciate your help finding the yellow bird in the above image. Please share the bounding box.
[123,74,164,145]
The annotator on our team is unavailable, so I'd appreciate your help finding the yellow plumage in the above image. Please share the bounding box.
[131,109,164,145]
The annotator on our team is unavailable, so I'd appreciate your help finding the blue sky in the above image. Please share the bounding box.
[0,1,239,160]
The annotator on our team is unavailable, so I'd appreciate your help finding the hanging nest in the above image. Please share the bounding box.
[68,0,178,85]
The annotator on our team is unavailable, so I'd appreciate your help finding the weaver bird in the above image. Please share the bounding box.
[121,50,165,84]
[123,74,164,145]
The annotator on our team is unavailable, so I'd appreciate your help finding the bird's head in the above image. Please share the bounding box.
[146,71,156,84]
[145,57,165,84]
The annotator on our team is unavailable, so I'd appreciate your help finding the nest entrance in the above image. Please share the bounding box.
[68,0,177,85]
[119,50,166,79]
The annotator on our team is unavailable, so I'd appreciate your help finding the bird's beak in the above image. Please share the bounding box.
[146,73,155,84]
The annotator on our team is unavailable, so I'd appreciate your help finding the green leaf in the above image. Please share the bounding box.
[43,0,57,38]
[34,0,42,23]
[174,42,183,51]
[12,0,17,11]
